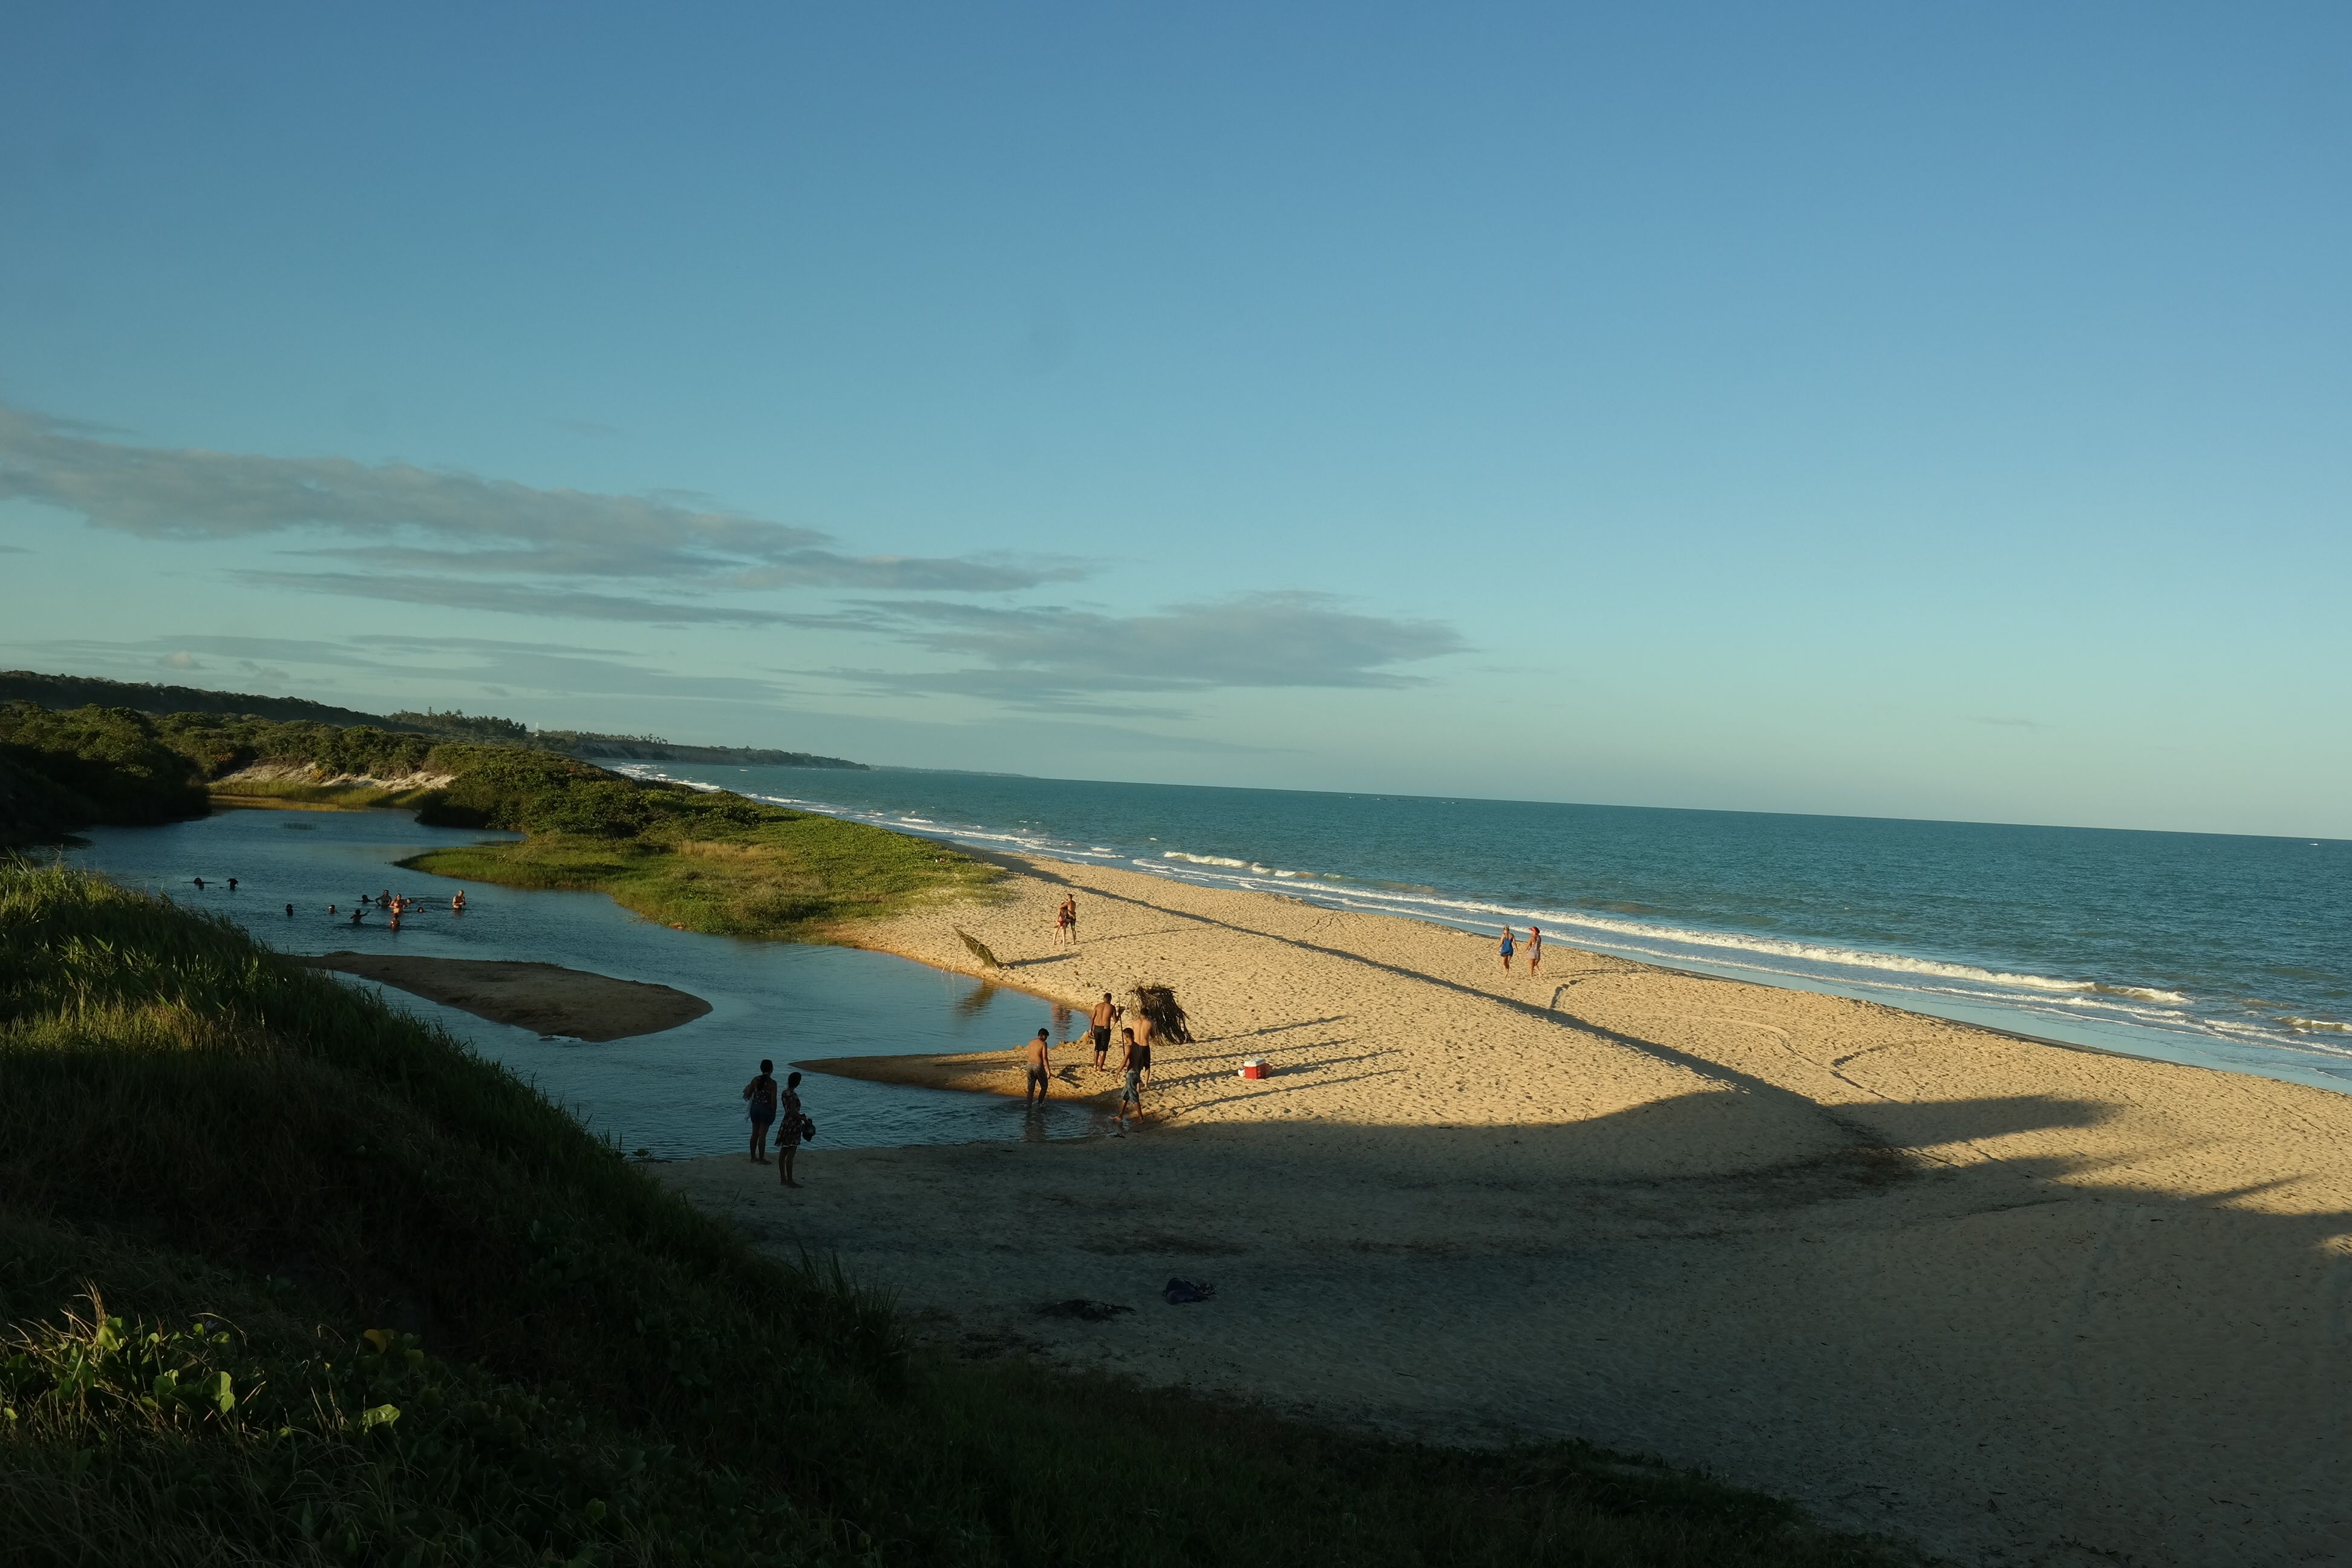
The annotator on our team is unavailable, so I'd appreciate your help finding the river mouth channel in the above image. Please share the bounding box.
[67,806,1111,1158]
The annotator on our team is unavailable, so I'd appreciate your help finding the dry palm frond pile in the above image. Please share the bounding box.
[1130,982,1193,1045]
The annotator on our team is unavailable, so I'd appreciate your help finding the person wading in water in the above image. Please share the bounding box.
[1024,1028,1052,1108]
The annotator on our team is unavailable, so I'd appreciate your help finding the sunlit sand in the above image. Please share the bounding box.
[662,853,2352,1566]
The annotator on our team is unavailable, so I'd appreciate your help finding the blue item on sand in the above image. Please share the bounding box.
[1161,1278,1215,1305]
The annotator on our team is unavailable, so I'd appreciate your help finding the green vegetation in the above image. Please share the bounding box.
[0,704,984,939]
[0,702,450,841]
[0,669,396,728]
[0,704,212,840]
[1,669,868,768]
[384,708,532,742]
[1,862,1907,1567]
[405,746,995,939]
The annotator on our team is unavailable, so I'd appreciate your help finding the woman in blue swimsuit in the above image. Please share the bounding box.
[1497,926,1515,973]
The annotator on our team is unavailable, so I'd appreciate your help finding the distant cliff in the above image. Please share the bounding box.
[539,733,869,770]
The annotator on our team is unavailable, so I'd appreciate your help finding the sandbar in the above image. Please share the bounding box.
[661,852,2352,1567]
[797,1050,1114,1100]
[304,952,710,1040]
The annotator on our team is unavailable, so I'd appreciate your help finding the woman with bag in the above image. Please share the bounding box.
[777,1071,811,1188]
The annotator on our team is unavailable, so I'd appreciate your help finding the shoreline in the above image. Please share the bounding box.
[613,762,2351,1085]
[661,847,2352,1567]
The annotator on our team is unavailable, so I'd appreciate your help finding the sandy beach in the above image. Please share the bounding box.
[303,953,710,1041]
[659,854,2352,1567]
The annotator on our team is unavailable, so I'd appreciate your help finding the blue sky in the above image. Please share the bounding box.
[2,2,2345,836]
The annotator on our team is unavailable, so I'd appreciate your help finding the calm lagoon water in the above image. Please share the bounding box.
[635,764,2352,1095]
[66,808,1110,1158]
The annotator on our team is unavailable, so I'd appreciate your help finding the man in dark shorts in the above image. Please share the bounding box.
[1024,1027,1052,1108]
[743,1059,778,1163]
[1089,992,1119,1071]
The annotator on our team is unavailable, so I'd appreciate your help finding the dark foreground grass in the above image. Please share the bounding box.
[0,863,1912,1567]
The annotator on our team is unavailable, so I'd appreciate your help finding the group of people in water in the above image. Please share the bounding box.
[191,875,471,927]
[321,889,467,927]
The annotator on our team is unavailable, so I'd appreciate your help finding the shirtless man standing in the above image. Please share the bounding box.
[1088,992,1120,1071]
[1023,1027,1052,1108]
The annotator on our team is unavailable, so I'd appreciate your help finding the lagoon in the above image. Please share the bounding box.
[65,807,1108,1157]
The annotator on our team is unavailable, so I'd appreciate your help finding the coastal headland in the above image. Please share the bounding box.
[299,952,710,1041]
[664,851,2352,1568]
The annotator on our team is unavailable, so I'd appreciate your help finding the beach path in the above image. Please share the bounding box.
[659,855,2352,1567]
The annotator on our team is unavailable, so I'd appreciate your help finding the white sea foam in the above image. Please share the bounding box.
[2284,1017,2352,1034]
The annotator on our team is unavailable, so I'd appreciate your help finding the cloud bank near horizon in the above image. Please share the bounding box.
[2,405,1468,708]
[0,405,1079,595]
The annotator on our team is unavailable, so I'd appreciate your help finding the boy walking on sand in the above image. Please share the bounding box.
[1089,993,1119,1071]
[1024,1028,1052,1108]
[1114,1027,1145,1134]
[743,1059,778,1163]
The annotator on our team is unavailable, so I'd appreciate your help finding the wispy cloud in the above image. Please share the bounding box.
[34,634,801,704]
[0,405,1080,594]
[825,592,1466,710]
[235,570,817,626]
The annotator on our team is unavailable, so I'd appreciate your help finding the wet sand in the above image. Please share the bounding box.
[304,952,709,1041]
[659,853,2352,1567]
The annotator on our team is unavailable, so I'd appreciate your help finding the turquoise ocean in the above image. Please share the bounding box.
[627,764,2352,1093]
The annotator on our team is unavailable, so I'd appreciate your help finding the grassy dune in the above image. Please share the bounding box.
[0,862,1909,1567]
[399,747,1001,940]
[206,777,450,811]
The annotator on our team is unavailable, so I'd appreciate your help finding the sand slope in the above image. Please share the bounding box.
[659,856,2352,1566]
